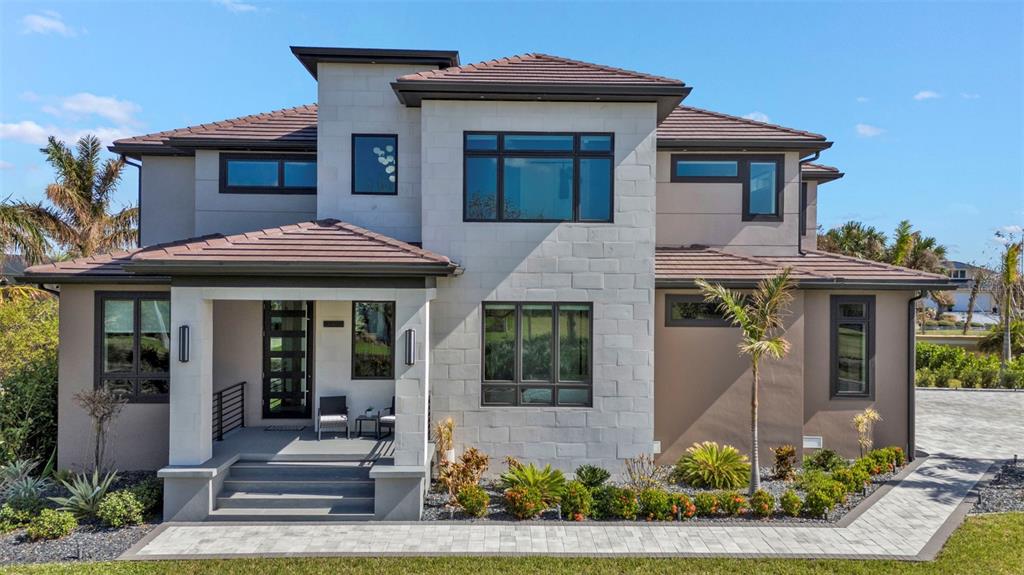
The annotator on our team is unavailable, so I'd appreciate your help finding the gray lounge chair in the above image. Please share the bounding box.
[377,396,395,439]
[318,395,349,440]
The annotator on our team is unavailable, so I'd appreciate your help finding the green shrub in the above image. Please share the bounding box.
[573,465,610,490]
[3,475,50,512]
[499,463,565,506]
[749,489,775,518]
[127,477,162,515]
[50,470,118,519]
[559,480,593,520]
[637,488,672,521]
[455,484,489,518]
[802,488,837,518]
[780,489,802,517]
[25,509,76,540]
[693,492,718,516]
[831,467,869,493]
[503,486,545,520]
[717,490,747,516]
[672,442,749,490]
[97,490,144,527]
[0,503,35,533]
[803,449,847,473]
[669,493,696,520]
[771,445,797,481]
[592,486,639,520]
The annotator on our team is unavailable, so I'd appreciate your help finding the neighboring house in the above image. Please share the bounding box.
[923,261,998,321]
[21,47,953,522]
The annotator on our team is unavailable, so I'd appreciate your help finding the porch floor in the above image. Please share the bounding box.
[213,427,394,463]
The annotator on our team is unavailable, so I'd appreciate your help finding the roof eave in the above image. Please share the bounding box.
[804,172,845,184]
[121,261,461,277]
[657,139,832,153]
[164,138,316,152]
[14,273,170,285]
[107,143,193,158]
[655,278,956,290]
[291,46,461,79]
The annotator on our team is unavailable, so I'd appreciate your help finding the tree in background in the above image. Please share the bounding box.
[963,266,994,335]
[1,200,50,302]
[994,234,1023,371]
[817,221,887,261]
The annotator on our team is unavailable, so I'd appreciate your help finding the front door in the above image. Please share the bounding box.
[262,300,314,419]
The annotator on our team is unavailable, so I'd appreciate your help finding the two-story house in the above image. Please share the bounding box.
[22,46,953,522]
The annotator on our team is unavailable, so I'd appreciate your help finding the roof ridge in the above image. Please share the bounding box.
[674,105,827,140]
[113,103,318,145]
[528,52,682,85]
[397,53,535,80]
[324,219,450,264]
[801,250,947,279]
[397,52,683,85]
[713,249,835,281]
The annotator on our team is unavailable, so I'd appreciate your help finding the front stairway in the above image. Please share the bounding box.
[209,459,376,521]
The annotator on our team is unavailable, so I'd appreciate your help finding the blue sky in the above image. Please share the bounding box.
[1,1,1021,265]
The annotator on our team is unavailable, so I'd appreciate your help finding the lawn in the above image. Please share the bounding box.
[2,513,1021,574]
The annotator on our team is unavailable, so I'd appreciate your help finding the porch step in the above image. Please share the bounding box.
[207,508,375,522]
[216,491,374,510]
[222,479,375,497]
[228,461,372,482]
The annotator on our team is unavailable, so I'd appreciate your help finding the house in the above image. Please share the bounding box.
[21,47,954,522]
[923,261,998,323]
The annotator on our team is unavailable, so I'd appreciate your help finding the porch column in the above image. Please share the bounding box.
[168,287,214,465]
[393,289,433,467]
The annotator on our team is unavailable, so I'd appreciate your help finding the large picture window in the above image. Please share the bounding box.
[464,132,613,223]
[670,154,784,221]
[352,301,395,379]
[219,154,316,194]
[830,295,875,398]
[352,134,398,195]
[95,292,170,403]
[482,302,592,407]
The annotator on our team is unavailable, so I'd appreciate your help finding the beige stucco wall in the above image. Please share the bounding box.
[57,284,171,471]
[139,156,195,246]
[801,180,819,252]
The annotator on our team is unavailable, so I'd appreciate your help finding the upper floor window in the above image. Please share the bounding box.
[949,269,967,280]
[220,154,316,194]
[95,292,171,403]
[352,134,397,195]
[670,154,784,222]
[830,295,874,399]
[464,132,614,223]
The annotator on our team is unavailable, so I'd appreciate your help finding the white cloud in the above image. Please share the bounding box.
[855,123,885,137]
[0,120,134,147]
[960,92,981,100]
[743,111,770,123]
[214,0,259,12]
[0,121,49,145]
[0,161,14,170]
[856,96,869,103]
[998,225,1023,236]
[21,11,76,37]
[57,93,141,125]
[913,90,941,101]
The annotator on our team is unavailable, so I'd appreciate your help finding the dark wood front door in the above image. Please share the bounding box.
[262,300,314,419]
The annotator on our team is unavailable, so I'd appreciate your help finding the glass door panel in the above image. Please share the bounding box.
[262,301,313,418]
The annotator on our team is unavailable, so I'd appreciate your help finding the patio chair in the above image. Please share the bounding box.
[318,395,349,440]
[377,396,395,439]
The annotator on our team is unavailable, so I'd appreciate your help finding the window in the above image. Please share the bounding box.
[95,292,170,402]
[219,154,316,194]
[665,294,733,327]
[950,269,967,280]
[352,301,395,379]
[831,295,875,398]
[670,154,784,221]
[352,134,397,195]
[481,302,592,406]
[464,132,613,223]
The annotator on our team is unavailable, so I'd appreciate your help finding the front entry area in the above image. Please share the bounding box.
[262,300,314,419]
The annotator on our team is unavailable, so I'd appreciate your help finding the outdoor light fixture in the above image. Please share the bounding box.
[178,325,190,363]
[404,328,416,365]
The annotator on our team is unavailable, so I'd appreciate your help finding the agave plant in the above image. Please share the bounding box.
[4,475,51,509]
[499,463,566,506]
[49,470,118,519]
[0,459,37,492]
[672,441,750,490]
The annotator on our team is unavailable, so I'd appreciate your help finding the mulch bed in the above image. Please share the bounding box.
[972,460,1024,514]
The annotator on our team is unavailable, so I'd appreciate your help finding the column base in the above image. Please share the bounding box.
[368,464,428,520]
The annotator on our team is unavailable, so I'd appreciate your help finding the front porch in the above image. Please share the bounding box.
[213,427,395,463]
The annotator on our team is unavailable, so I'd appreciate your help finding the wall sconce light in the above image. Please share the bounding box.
[178,325,190,363]
[404,328,416,366]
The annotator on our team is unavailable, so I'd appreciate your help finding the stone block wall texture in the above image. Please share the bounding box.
[421,100,658,473]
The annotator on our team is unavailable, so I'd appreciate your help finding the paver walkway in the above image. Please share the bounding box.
[124,389,1022,561]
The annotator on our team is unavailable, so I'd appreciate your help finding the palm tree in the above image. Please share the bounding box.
[996,237,1022,370]
[817,222,887,261]
[697,269,795,495]
[26,135,137,258]
[1,200,49,266]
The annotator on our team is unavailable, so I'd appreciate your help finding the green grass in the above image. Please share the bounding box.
[3,513,1021,574]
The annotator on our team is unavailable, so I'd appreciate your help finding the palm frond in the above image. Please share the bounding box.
[0,202,49,264]
[94,157,126,203]
[887,220,913,267]
[696,279,749,328]
[97,207,139,252]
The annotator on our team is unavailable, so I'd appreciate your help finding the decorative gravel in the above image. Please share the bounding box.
[971,460,1024,514]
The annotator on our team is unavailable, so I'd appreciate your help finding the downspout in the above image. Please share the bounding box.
[907,291,924,461]
[122,156,142,248]
[797,151,821,255]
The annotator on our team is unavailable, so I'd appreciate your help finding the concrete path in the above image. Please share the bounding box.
[123,389,1021,561]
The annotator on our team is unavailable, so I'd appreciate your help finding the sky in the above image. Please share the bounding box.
[1,0,1021,266]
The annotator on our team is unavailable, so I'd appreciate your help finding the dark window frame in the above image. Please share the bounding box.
[664,294,734,327]
[262,301,315,419]
[669,154,785,222]
[94,291,171,404]
[352,134,399,196]
[480,301,593,407]
[830,295,875,399]
[351,300,396,380]
[462,132,615,223]
[219,153,316,195]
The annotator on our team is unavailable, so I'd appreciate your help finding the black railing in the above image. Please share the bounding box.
[213,381,246,441]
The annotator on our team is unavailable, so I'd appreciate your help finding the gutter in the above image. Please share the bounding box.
[797,151,820,255]
[122,156,142,248]
[907,291,924,460]
[655,278,959,291]
[122,261,462,277]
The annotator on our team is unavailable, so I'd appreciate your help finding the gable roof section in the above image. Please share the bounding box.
[656,248,954,290]
[21,220,459,281]
[109,104,317,157]
[802,162,844,183]
[658,106,831,152]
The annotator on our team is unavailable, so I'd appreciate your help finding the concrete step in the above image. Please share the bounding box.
[216,490,374,510]
[207,507,375,522]
[228,461,372,482]
[222,479,375,497]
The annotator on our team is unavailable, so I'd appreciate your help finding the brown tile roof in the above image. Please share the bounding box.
[395,53,684,86]
[23,220,458,280]
[657,106,828,147]
[801,162,844,182]
[656,248,953,288]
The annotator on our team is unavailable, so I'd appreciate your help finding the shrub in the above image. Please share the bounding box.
[0,459,37,491]
[559,480,593,521]
[780,489,802,517]
[3,475,50,511]
[438,447,490,501]
[455,484,489,518]
[26,509,76,541]
[803,449,847,473]
[693,492,718,516]
[592,486,639,520]
[50,470,118,519]
[503,486,545,520]
[97,490,144,527]
[749,489,775,518]
[637,488,672,521]
[669,493,696,520]
[499,463,565,506]
[127,477,162,515]
[802,488,837,518]
[672,442,749,490]
[717,490,747,516]
[624,454,669,490]
[0,503,35,533]
[832,467,870,494]
[771,445,797,481]
[573,465,611,490]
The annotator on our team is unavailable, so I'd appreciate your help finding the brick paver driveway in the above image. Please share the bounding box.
[916,389,1024,459]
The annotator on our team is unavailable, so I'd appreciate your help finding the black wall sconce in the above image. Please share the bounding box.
[178,325,190,363]
[404,328,416,366]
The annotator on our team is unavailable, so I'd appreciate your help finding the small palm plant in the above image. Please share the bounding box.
[499,462,566,506]
[697,269,795,495]
[50,470,118,519]
[672,441,750,490]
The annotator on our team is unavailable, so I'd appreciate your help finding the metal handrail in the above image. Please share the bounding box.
[213,381,246,441]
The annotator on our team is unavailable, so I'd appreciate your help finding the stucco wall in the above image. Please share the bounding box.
[801,180,818,252]
[139,156,195,246]
[655,151,802,256]
[57,284,171,471]
[422,100,658,473]
[315,62,432,243]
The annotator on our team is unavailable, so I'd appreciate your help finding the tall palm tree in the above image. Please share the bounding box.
[697,269,795,495]
[997,238,1022,370]
[1,200,49,266]
[817,222,887,261]
[28,135,137,258]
